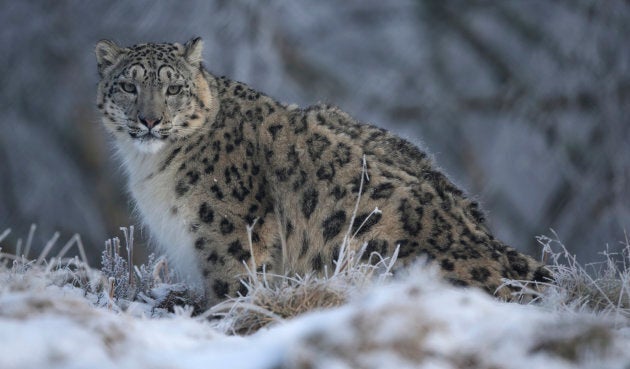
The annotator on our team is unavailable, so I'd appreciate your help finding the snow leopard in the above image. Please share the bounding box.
[95,37,549,306]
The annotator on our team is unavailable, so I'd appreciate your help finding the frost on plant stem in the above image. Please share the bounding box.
[101,237,130,300]
[99,227,202,313]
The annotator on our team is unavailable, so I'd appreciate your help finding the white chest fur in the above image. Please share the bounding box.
[119,145,203,290]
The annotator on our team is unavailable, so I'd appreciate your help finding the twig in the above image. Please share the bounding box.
[108,276,115,309]
[121,226,135,288]
[0,229,10,243]
[246,218,259,275]
[36,232,60,265]
[336,155,369,275]
[24,224,36,258]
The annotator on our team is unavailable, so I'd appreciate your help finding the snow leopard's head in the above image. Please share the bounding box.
[95,38,214,153]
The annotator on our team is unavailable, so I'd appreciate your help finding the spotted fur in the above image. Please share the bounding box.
[96,38,549,306]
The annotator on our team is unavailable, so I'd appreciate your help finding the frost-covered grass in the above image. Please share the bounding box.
[501,231,630,324]
[542,233,630,317]
[1,226,630,368]
[208,232,399,335]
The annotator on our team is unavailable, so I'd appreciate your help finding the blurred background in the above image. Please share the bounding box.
[0,0,628,264]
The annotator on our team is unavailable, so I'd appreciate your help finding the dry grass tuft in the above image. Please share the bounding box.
[0,225,96,293]
[207,245,398,335]
[207,157,400,334]
[504,230,630,325]
[543,232,630,318]
[0,226,202,315]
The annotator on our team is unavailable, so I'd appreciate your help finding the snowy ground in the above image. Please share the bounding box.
[1,258,628,369]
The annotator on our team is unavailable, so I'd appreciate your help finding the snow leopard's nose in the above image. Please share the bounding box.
[138,115,162,129]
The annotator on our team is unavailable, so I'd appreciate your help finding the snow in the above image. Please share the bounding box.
[0,264,628,369]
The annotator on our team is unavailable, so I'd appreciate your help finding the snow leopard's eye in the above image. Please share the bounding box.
[166,85,182,96]
[120,82,137,94]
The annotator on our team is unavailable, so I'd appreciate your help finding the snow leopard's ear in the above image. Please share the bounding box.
[95,39,124,77]
[183,37,204,66]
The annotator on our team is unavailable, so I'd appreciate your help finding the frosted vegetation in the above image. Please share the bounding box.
[1,0,628,264]
[1,226,630,368]
[1,2,629,366]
